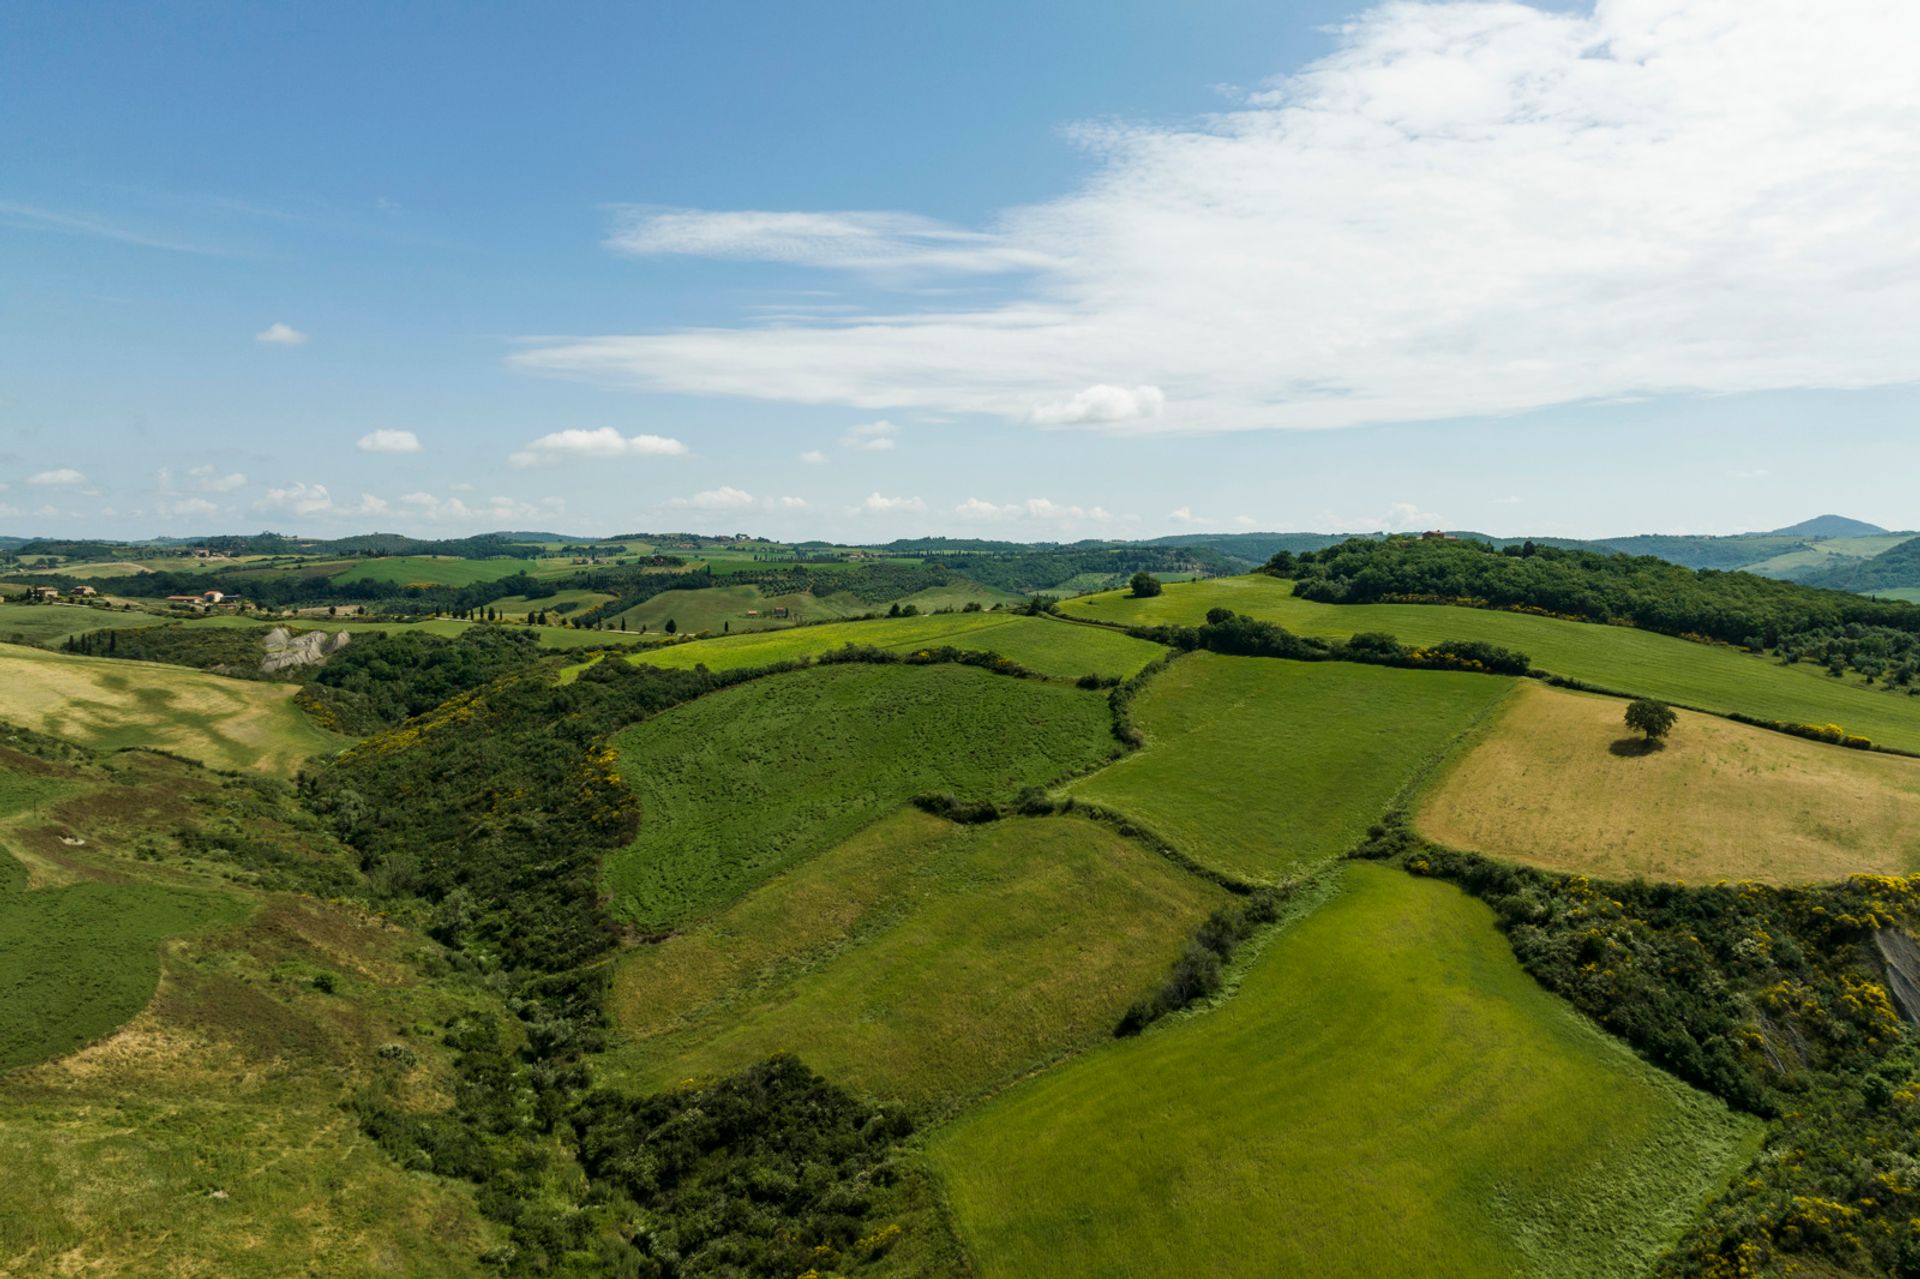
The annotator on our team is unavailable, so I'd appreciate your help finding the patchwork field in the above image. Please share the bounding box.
[484,587,615,618]
[604,809,1227,1107]
[0,644,346,775]
[931,863,1761,1279]
[1071,653,1511,882]
[603,662,1119,929]
[1417,682,1920,883]
[625,611,1165,681]
[609,583,866,635]
[1063,575,1920,753]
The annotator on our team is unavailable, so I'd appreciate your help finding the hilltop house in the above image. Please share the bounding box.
[67,584,97,597]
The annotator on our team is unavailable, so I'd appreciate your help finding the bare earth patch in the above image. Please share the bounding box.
[1416,682,1920,884]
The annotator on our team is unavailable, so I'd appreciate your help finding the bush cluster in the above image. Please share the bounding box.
[1115,888,1285,1036]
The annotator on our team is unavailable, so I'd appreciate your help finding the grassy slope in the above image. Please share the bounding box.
[603,809,1227,1108]
[0,644,345,775]
[330,555,536,587]
[0,602,172,646]
[1062,574,1920,753]
[932,863,1761,1279]
[1742,534,1916,578]
[611,583,868,635]
[1417,681,1920,883]
[0,751,500,1276]
[483,587,615,617]
[626,612,1164,681]
[1072,652,1510,882]
[182,611,657,650]
[604,663,1118,930]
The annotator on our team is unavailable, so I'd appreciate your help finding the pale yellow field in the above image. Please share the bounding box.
[0,644,345,776]
[1417,682,1920,883]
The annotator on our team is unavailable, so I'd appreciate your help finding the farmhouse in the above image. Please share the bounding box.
[25,585,59,602]
[67,585,97,597]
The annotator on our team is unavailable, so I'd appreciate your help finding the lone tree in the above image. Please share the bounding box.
[1130,571,1164,598]
[664,617,677,635]
[1625,698,1677,743]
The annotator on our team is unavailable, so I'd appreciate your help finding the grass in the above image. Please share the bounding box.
[0,842,247,1072]
[330,555,536,588]
[930,862,1762,1279]
[603,662,1119,929]
[0,602,172,647]
[1742,533,1916,578]
[603,808,1228,1108]
[1062,574,1920,754]
[181,611,656,649]
[1416,681,1920,883]
[482,587,615,618]
[1875,586,1920,604]
[0,644,346,775]
[1071,653,1511,882]
[610,583,868,635]
[0,892,501,1277]
[624,611,1165,681]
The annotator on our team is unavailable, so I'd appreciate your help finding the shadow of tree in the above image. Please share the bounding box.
[1609,736,1666,757]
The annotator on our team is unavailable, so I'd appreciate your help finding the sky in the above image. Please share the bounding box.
[4,0,1918,543]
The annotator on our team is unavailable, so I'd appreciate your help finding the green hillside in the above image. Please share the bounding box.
[1072,653,1510,882]
[603,662,1119,929]
[1062,575,1920,753]
[931,863,1760,1279]
[604,808,1228,1107]
[622,610,1165,680]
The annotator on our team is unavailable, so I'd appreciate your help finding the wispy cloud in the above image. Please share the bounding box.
[669,485,756,511]
[29,468,89,488]
[520,2,1920,435]
[0,199,228,255]
[857,492,925,515]
[840,420,898,451]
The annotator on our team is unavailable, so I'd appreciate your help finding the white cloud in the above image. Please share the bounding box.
[799,449,828,465]
[358,429,423,454]
[1325,501,1445,533]
[1029,384,1164,427]
[400,491,559,522]
[840,420,898,451]
[158,496,220,518]
[256,481,335,515]
[605,207,1052,276]
[519,2,1920,434]
[770,495,809,509]
[510,427,688,467]
[858,492,926,515]
[186,464,247,492]
[255,322,307,346]
[956,496,1115,524]
[669,485,757,511]
[29,468,88,487]
[1168,506,1201,524]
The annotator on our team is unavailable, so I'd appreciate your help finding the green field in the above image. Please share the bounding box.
[0,602,172,647]
[931,863,1760,1279]
[605,808,1227,1107]
[610,582,868,635]
[1072,653,1510,882]
[1063,574,1920,754]
[0,844,246,1071]
[603,663,1119,929]
[484,587,615,618]
[1741,533,1916,578]
[1875,586,1920,604]
[331,555,538,588]
[624,611,1165,681]
[0,644,347,775]
[181,611,656,650]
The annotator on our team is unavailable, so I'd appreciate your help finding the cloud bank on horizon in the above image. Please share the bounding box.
[514,0,1920,435]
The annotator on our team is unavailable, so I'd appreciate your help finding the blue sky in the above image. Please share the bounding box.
[4,0,1917,542]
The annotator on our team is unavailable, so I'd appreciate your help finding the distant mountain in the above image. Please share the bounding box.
[1801,535,1920,593]
[1765,514,1888,538]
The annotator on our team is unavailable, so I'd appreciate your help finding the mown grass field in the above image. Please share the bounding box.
[1063,574,1920,753]
[0,644,346,774]
[609,582,868,635]
[330,555,537,587]
[1071,653,1510,882]
[931,862,1761,1279]
[603,663,1118,929]
[603,809,1227,1108]
[0,602,172,646]
[1417,682,1920,883]
[624,611,1164,681]
[483,587,615,618]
